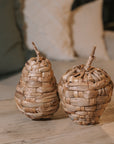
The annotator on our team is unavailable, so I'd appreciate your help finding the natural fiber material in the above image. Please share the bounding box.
[15,42,59,120]
[58,47,113,125]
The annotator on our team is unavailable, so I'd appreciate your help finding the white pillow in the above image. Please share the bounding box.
[72,0,109,60]
[23,0,75,60]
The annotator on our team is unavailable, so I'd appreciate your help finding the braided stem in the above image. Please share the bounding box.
[84,46,96,71]
[32,42,40,60]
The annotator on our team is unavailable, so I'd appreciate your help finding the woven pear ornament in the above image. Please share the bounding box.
[15,42,59,120]
[58,47,113,125]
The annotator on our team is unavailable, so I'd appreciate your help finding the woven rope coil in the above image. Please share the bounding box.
[15,42,59,119]
[58,47,113,125]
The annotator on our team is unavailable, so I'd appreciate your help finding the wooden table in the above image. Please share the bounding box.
[0,94,114,144]
[0,58,114,144]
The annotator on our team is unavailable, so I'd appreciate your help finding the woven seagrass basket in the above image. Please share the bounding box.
[58,47,113,125]
[15,42,59,120]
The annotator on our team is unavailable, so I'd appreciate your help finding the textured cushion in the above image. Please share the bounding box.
[0,0,25,75]
[104,31,114,59]
[23,0,75,60]
[72,0,109,60]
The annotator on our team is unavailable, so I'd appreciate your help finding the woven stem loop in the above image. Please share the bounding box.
[84,46,96,71]
[32,42,40,60]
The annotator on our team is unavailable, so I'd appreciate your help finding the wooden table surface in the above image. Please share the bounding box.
[0,59,114,144]
[0,93,114,144]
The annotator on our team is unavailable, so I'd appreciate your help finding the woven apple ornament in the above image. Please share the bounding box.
[58,47,113,125]
[15,42,59,120]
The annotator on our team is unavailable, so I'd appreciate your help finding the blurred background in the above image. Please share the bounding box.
[0,0,114,78]
[72,0,114,30]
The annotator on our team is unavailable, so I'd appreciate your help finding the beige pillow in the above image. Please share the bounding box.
[72,0,109,60]
[23,0,75,60]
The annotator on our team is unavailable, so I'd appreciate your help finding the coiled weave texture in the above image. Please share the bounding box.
[15,53,59,120]
[58,64,113,125]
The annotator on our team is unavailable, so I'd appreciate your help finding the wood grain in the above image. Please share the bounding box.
[0,59,114,143]
[0,96,114,144]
